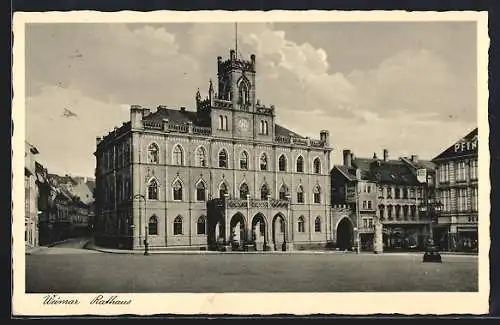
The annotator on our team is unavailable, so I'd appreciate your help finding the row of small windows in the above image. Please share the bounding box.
[218,116,229,131]
[297,216,322,233]
[148,143,321,173]
[147,215,207,236]
[147,215,321,236]
[147,179,322,203]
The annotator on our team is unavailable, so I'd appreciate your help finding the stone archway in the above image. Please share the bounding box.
[336,217,354,251]
[272,213,287,251]
[251,213,268,251]
[230,213,247,247]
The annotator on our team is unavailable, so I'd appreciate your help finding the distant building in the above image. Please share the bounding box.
[25,141,40,248]
[432,128,478,252]
[331,149,436,252]
[94,49,333,251]
[45,174,95,241]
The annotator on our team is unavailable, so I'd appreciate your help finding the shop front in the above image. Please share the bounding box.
[382,225,429,251]
[456,226,478,252]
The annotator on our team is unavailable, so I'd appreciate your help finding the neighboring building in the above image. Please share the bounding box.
[39,173,95,244]
[432,128,478,252]
[331,149,435,252]
[25,141,40,248]
[95,49,333,250]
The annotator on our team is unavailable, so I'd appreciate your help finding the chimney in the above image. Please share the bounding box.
[411,155,418,163]
[383,149,388,162]
[373,152,378,159]
[343,149,352,167]
[180,107,186,112]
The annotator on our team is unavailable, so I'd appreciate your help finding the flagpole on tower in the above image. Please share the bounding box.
[235,22,238,59]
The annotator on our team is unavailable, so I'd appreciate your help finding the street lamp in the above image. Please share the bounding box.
[224,192,229,246]
[283,193,291,251]
[355,182,361,254]
[134,194,148,256]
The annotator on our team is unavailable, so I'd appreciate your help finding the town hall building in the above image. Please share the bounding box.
[94,49,333,251]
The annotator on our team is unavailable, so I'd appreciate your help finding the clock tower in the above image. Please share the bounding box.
[209,49,274,141]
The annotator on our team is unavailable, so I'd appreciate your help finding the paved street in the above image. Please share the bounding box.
[25,240,478,293]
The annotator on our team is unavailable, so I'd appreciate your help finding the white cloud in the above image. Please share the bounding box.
[25,23,477,177]
[26,85,129,177]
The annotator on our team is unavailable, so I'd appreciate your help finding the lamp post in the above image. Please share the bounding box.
[224,192,229,246]
[284,193,291,251]
[355,182,361,254]
[133,194,148,256]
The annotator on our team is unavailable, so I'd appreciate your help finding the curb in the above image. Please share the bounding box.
[85,246,479,257]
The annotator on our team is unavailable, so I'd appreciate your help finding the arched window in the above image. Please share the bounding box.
[147,179,158,200]
[173,180,183,201]
[297,185,304,204]
[240,151,249,170]
[197,216,206,235]
[196,181,206,201]
[219,115,228,130]
[298,216,305,233]
[296,156,304,173]
[314,217,321,232]
[148,215,158,235]
[148,143,159,164]
[264,121,269,135]
[278,154,287,172]
[218,149,228,168]
[196,146,207,167]
[239,183,249,200]
[260,153,268,171]
[260,121,265,134]
[173,145,184,166]
[260,184,270,200]
[239,80,250,107]
[313,185,321,204]
[173,216,183,235]
[313,158,321,174]
[279,184,288,200]
[219,183,228,198]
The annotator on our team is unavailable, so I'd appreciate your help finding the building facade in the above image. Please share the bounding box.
[432,128,478,252]
[94,49,333,250]
[25,141,40,248]
[331,149,436,252]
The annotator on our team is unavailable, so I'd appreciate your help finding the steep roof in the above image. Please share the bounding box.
[143,106,197,124]
[275,124,304,138]
[144,106,305,138]
[432,128,478,161]
[333,158,421,185]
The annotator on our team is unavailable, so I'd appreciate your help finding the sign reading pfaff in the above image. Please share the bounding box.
[417,169,427,183]
[454,137,478,153]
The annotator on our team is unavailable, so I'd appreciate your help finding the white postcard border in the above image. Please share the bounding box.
[12,10,490,316]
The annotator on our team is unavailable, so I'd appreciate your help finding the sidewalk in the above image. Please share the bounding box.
[85,242,479,256]
[25,238,90,255]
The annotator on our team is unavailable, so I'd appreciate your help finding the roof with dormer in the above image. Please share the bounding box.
[141,106,305,138]
[333,158,422,185]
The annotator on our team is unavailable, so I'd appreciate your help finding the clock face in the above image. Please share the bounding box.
[238,118,250,132]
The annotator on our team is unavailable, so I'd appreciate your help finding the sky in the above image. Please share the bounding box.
[25,22,478,178]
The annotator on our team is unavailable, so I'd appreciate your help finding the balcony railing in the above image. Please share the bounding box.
[211,197,290,209]
[273,135,327,148]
